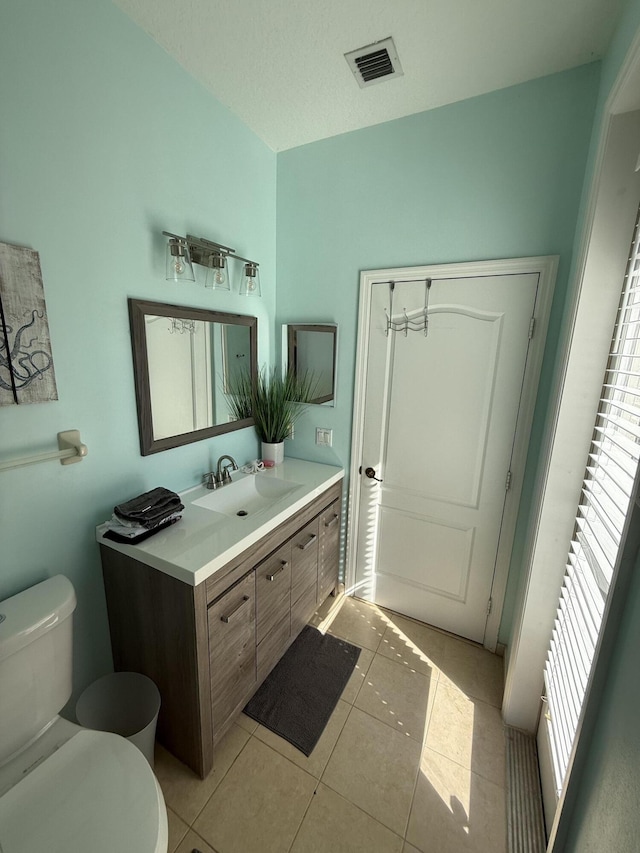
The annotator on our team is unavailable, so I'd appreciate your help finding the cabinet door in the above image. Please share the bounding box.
[256,543,291,645]
[257,611,292,683]
[208,571,256,732]
[291,581,318,639]
[318,498,341,603]
[291,517,319,606]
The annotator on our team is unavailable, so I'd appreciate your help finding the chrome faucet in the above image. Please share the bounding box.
[203,455,238,489]
[216,454,238,485]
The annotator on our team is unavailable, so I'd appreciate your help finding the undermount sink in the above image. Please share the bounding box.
[192,472,301,518]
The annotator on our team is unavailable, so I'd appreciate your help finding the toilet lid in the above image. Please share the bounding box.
[0,729,166,853]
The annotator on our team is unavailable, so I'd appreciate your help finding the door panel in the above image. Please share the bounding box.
[354,273,538,642]
[377,508,474,599]
[385,307,503,508]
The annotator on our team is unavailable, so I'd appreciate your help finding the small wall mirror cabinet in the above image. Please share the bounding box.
[287,324,337,405]
[129,298,257,455]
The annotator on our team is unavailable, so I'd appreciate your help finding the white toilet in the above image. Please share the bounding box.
[0,575,168,853]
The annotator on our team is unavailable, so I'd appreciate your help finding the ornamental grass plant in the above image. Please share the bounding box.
[226,366,317,444]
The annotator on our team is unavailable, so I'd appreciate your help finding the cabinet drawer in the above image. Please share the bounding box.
[291,517,319,605]
[257,610,291,684]
[291,581,318,640]
[208,571,256,730]
[318,498,341,602]
[256,543,291,645]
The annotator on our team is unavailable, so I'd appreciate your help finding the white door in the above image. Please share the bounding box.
[351,263,549,644]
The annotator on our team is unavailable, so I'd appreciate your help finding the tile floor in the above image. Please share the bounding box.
[157,595,506,853]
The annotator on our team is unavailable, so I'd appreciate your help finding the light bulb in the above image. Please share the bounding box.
[205,253,230,290]
[239,263,261,297]
[165,236,195,282]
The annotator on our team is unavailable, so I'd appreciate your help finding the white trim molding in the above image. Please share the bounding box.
[502,110,640,734]
[345,255,558,651]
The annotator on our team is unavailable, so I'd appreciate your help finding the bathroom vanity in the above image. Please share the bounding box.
[97,459,343,778]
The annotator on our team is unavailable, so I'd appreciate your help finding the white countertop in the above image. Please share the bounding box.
[96,458,344,587]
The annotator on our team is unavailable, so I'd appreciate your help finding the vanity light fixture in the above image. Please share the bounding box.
[239,262,261,297]
[205,250,230,291]
[164,234,195,283]
[162,231,260,296]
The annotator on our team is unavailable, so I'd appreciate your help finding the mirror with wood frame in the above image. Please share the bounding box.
[287,323,337,405]
[128,298,257,455]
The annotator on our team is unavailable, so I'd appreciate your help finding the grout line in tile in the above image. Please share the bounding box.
[348,651,373,706]
[329,624,384,654]
[186,731,253,827]
[254,700,355,786]
[190,828,221,853]
[285,783,320,853]
[380,604,488,650]
[353,656,437,746]
[167,806,189,853]
[318,703,422,839]
[421,674,439,748]
[377,626,445,686]
[216,734,318,853]
[248,729,326,787]
[319,771,410,841]
[421,740,507,792]
[422,680,507,789]
[402,734,425,841]
[314,701,354,785]
[436,676,506,714]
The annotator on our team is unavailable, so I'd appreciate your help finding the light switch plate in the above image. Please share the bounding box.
[316,428,333,447]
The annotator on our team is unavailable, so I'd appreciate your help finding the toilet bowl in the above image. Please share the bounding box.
[0,576,168,853]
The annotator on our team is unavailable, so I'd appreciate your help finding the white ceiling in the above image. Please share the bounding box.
[114,0,624,152]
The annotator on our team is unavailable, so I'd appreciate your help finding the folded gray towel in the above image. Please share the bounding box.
[114,487,184,529]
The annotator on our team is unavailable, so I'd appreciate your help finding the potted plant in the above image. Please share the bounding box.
[226,366,316,464]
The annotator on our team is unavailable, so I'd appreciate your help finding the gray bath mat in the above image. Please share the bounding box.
[243,625,361,756]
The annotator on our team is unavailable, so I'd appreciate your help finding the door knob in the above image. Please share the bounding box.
[361,466,383,482]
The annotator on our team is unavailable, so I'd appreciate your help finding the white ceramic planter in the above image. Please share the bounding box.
[261,441,284,465]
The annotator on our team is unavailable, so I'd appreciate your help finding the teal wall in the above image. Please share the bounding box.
[3,18,635,837]
[275,65,601,643]
[0,0,276,701]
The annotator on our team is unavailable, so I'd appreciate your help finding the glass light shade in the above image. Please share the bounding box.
[165,238,195,283]
[239,263,261,297]
[205,253,230,290]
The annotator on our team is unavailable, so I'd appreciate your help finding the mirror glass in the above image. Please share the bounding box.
[129,299,257,455]
[287,324,337,405]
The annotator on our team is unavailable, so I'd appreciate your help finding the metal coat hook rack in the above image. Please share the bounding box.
[384,279,432,336]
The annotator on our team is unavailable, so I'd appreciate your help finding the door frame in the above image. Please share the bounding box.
[345,256,558,650]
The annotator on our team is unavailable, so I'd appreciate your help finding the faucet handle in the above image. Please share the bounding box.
[222,465,234,484]
[203,472,217,490]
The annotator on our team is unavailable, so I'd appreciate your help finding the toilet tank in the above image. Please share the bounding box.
[0,575,76,765]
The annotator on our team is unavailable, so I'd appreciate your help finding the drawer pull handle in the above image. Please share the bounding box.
[298,533,318,551]
[266,561,289,581]
[220,595,250,623]
[325,514,339,529]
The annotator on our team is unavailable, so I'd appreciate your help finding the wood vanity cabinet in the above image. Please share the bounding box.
[99,479,342,778]
[255,542,292,683]
[290,517,320,637]
[208,571,257,736]
[318,498,341,602]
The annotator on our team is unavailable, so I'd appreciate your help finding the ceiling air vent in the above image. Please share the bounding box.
[345,37,404,88]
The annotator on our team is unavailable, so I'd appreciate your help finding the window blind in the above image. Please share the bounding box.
[544,203,640,795]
